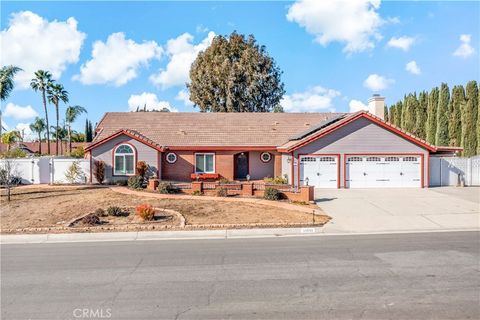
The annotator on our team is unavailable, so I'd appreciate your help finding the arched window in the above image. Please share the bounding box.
[114,144,135,175]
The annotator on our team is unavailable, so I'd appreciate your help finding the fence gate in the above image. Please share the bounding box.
[430,156,480,186]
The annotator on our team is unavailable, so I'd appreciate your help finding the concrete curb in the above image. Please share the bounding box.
[1,227,478,244]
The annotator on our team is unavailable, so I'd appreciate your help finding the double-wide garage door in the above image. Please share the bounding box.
[299,155,422,188]
[346,156,421,188]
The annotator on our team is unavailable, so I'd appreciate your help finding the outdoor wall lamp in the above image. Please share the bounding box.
[305,177,309,186]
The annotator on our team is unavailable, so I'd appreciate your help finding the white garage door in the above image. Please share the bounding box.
[300,156,338,188]
[346,156,421,188]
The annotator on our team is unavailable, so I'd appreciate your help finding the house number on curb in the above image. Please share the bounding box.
[301,228,316,233]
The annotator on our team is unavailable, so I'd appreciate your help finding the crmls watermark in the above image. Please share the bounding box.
[72,308,112,319]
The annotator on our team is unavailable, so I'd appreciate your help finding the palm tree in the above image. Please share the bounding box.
[0,65,23,136]
[31,70,54,154]
[50,125,68,155]
[47,83,69,156]
[65,105,87,153]
[29,117,46,155]
[0,130,21,151]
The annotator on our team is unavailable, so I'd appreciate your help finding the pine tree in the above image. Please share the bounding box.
[394,101,403,128]
[436,83,450,146]
[448,85,465,147]
[462,81,478,156]
[426,87,439,144]
[384,105,389,122]
[415,91,428,140]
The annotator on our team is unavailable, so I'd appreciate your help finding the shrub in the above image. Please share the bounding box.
[81,213,101,225]
[128,176,144,189]
[69,146,85,158]
[264,187,280,200]
[135,204,155,221]
[115,179,128,186]
[218,177,232,184]
[264,176,288,184]
[0,169,21,186]
[94,208,106,217]
[94,160,105,184]
[192,190,203,196]
[136,161,148,178]
[158,181,176,194]
[107,206,124,217]
[64,161,85,184]
[216,187,228,197]
[0,148,27,159]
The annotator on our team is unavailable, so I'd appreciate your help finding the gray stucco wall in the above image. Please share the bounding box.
[248,151,275,180]
[291,117,430,187]
[91,135,159,183]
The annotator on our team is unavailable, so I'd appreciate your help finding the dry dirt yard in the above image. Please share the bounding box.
[1,185,328,233]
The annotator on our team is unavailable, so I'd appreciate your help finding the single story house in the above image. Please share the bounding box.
[85,95,460,188]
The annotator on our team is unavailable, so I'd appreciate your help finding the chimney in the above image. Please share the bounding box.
[368,94,385,120]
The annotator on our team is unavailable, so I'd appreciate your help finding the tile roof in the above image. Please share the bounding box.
[93,112,345,147]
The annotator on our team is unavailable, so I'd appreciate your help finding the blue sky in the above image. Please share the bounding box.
[1,1,479,140]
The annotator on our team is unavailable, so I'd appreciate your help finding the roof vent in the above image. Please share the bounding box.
[178,130,186,135]
[304,122,310,126]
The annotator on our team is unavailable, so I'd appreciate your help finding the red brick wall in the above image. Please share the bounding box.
[162,151,194,181]
[215,151,235,180]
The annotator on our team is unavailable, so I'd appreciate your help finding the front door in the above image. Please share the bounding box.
[234,152,249,179]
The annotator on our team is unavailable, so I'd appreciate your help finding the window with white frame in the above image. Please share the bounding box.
[195,153,214,173]
[166,152,177,164]
[260,152,272,163]
[114,144,135,175]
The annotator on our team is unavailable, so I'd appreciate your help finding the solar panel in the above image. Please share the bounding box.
[288,114,346,141]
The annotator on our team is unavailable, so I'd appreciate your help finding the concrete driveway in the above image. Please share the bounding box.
[316,187,479,233]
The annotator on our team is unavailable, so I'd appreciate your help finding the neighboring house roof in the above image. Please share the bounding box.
[0,142,86,154]
[88,111,461,153]
[91,112,344,148]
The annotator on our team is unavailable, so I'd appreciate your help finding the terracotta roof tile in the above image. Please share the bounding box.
[94,112,345,147]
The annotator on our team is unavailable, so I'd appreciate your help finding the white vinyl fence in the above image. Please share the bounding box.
[430,156,480,186]
[0,157,90,184]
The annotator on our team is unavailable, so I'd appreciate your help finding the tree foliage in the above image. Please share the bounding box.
[462,81,478,156]
[31,70,54,154]
[435,83,450,146]
[426,87,439,145]
[0,65,22,101]
[448,85,465,147]
[188,32,285,112]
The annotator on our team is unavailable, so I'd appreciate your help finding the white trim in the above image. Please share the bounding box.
[194,152,215,174]
[260,152,272,163]
[114,144,135,175]
[166,152,177,164]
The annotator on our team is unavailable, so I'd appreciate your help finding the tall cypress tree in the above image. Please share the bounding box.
[384,105,389,122]
[462,81,478,156]
[85,119,93,142]
[415,91,428,140]
[389,104,396,124]
[403,93,418,134]
[394,101,403,128]
[448,85,465,147]
[426,87,439,144]
[436,83,450,146]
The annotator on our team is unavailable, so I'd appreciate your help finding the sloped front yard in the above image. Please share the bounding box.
[1,186,329,234]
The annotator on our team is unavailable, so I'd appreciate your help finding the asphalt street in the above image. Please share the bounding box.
[1,231,479,319]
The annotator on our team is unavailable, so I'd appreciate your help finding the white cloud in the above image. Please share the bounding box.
[15,122,34,141]
[175,89,194,106]
[3,103,38,120]
[127,92,178,112]
[280,86,341,112]
[286,0,383,54]
[363,74,394,91]
[405,60,421,75]
[150,31,215,88]
[349,99,369,112]
[387,36,415,51]
[74,32,162,86]
[0,11,86,88]
[453,34,475,58]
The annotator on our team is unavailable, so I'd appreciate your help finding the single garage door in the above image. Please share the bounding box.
[346,155,421,188]
[300,155,338,188]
